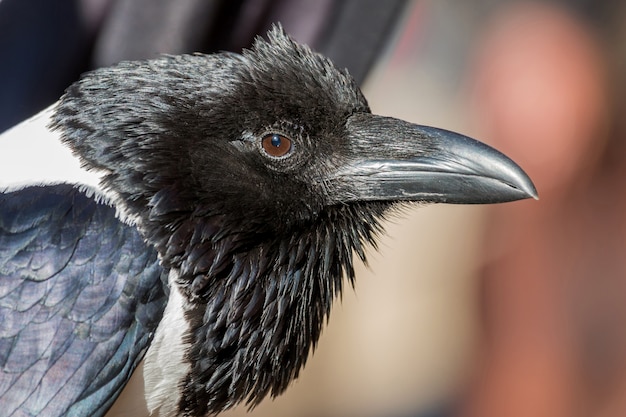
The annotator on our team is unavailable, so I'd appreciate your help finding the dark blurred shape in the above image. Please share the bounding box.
[314,0,407,86]
[0,0,91,132]
[0,0,407,133]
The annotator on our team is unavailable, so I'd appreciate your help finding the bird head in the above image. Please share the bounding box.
[52,24,536,416]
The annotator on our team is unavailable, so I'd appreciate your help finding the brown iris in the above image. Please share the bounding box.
[261,133,292,158]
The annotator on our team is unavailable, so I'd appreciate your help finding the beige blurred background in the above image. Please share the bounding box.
[106,1,626,416]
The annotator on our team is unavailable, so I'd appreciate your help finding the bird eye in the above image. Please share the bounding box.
[261,133,292,158]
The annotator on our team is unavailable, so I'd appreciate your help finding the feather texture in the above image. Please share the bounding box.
[0,185,166,416]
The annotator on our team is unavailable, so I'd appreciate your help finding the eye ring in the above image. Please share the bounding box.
[261,133,293,158]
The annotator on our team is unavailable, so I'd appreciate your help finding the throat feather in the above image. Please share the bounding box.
[146,203,389,416]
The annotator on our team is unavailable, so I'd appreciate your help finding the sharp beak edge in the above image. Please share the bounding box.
[339,113,538,205]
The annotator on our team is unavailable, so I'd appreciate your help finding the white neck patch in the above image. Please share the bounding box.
[0,104,144,225]
[0,104,106,194]
[143,270,192,417]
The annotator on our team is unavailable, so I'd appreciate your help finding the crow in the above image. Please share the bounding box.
[0,25,536,417]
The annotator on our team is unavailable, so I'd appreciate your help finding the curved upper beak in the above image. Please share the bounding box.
[335,113,538,204]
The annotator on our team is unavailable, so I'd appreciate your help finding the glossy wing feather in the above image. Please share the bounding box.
[0,185,167,417]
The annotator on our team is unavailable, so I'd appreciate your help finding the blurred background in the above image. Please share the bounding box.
[2,0,626,416]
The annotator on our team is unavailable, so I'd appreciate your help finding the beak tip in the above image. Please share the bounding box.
[530,189,540,201]
[508,165,538,202]
[517,177,539,201]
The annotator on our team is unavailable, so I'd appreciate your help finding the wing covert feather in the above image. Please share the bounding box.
[0,185,167,417]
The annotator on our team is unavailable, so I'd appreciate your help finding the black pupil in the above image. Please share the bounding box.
[270,134,282,148]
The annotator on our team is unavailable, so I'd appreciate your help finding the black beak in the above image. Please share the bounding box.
[335,113,537,204]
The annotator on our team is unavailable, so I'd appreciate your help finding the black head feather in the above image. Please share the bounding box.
[53,25,390,415]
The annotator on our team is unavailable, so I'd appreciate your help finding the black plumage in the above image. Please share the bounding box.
[0,25,536,416]
[53,26,391,415]
[0,185,165,416]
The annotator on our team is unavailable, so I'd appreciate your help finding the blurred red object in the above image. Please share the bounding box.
[460,2,626,417]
